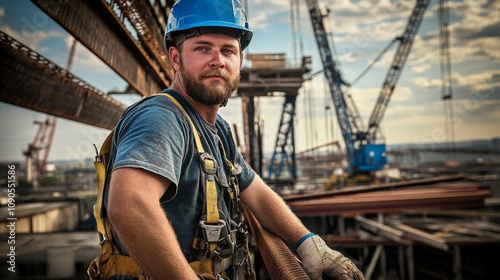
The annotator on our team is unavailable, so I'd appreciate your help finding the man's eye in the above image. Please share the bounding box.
[195,46,209,52]
[222,49,235,55]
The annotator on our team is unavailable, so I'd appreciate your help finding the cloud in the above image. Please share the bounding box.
[453,69,500,91]
[421,1,500,63]
[445,0,500,40]
[63,36,107,73]
[0,25,63,50]
[412,76,441,89]
[412,64,431,73]
[2,0,497,160]
[246,0,291,30]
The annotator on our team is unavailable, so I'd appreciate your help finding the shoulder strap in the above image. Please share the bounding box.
[94,129,114,241]
[161,94,205,154]
[159,93,224,277]
[159,93,220,226]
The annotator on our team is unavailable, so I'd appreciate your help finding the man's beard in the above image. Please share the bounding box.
[179,60,240,106]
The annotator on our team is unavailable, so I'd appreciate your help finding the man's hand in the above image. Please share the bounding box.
[296,234,365,280]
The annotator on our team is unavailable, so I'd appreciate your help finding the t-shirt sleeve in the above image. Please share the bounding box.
[215,115,255,192]
[234,150,255,192]
[112,102,189,201]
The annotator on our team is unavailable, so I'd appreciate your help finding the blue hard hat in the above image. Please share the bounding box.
[164,0,253,50]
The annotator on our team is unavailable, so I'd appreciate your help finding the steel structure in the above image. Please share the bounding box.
[366,0,431,141]
[238,54,310,182]
[1,0,177,128]
[305,0,430,174]
[0,31,125,129]
[30,0,173,97]
[266,95,298,180]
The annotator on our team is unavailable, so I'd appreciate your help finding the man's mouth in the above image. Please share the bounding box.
[202,70,229,81]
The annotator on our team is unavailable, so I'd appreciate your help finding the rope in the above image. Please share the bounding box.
[244,207,309,280]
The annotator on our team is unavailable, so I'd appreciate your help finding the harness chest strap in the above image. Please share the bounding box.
[161,94,253,278]
[161,94,220,226]
[160,94,223,278]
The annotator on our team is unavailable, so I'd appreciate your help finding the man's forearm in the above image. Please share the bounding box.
[241,176,310,246]
[258,189,309,245]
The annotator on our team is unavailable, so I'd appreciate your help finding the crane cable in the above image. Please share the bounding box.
[292,0,318,153]
[438,0,456,160]
[347,38,398,89]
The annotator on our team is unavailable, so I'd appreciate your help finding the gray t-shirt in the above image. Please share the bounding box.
[105,89,255,259]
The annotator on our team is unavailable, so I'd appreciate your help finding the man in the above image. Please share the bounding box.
[103,0,365,279]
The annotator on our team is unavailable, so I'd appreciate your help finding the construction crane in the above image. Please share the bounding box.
[23,39,77,188]
[305,0,431,179]
[23,117,57,189]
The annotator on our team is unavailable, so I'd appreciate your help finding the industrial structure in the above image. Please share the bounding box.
[238,53,311,185]
[304,0,430,177]
[0,1,499,280]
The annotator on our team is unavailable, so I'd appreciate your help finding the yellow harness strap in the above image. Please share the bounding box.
[219,140,240,200]
[161,94,222,278]
[93,130,113,239]
[88,130,147,279]
[160,94,220,225]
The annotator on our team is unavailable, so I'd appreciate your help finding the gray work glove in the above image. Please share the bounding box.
[297,235,365,280]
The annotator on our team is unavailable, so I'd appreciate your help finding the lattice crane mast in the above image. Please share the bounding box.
[366,0,431,141]
[305,0,430,174]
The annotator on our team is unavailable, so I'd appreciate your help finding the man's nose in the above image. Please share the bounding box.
[209,51,225,68]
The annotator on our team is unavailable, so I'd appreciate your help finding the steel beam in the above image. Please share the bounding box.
[365,244,383,280]
[0,31,125,130]
[114,0,173,83]
[238,67,308,97]
[389,221,449,251]
[31,0,172,97]
[355,215,405,243]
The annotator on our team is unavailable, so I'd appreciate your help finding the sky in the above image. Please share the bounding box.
[0,0,499,164]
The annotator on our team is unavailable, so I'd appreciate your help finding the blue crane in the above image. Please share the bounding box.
[305,0,431,175]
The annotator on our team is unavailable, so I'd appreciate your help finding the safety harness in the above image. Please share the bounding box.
[87,93,254,280]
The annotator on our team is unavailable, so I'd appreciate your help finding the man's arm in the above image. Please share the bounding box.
[240,174,365,280]
[107,167,198,280]
[239,174,309,245]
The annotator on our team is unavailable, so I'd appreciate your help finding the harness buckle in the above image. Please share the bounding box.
[214,229,236,259]
[199,153,217,175]
[199,220,226,243]
[97,231,107,245]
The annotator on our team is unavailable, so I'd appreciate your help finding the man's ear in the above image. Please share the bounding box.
[240,51,244,67]
[169,47,181,71]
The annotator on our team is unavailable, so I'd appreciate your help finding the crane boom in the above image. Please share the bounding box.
[305,0,360,166]
[367,0,431,141]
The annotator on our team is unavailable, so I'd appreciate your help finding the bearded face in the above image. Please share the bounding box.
[179,55,240,106]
